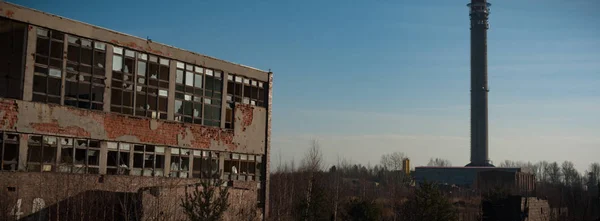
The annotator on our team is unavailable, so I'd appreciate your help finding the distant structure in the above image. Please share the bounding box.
[413,166,520,188]
[466,0,494,167]
[402,158,410,175]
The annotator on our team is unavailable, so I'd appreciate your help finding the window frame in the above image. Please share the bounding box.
[0,132,20,171]
[26,135,58,172]
[106,142,132,175]
[224,153,259,181]
[175,62,204,124]
[32,27,64,104]
[65,34,106,110]
[110,46,134,115]
[135,54,169,119]
[169,147,191,178]
[57,137,100,174]
[132,144,166,177]
[191,150,220,179]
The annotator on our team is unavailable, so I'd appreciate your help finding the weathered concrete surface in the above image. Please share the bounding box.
[0,98,266,154]
[231,103,266,154]
[0,172,260,221]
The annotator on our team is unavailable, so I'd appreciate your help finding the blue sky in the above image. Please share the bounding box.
[14,0,599,172]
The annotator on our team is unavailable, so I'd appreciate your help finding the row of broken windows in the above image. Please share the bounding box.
[1,131,263,181]
[0,19,268,130]
[174,62,223,126]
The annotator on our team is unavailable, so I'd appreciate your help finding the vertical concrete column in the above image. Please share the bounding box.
[99,141,108,174]
[164,149,171,177]
[128,144,134,175]
[218,152,225,180]
[18,134,28,171]
[103,45,114,112]
[167,60,176,120]
[22,25,37,101]
[60,34,67,105]
[220,72,229,128]
[263,72,273,219]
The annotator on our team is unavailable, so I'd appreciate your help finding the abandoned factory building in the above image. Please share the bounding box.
[0,2,272,220]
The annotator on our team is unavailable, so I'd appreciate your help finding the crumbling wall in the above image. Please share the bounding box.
[0,172,260,221]
[0,98,266,154]
[522,197,551,221]
[233,103,266,154]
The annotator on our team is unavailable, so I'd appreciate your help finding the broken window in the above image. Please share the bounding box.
[243,77,265,107]
[0,18,27,100]
[110,47,134,115]
[175,62,223,127]
[1,132,19,171]
[58,138,99,174]
[192,150,219,179]
[169,147,190,178]
[131,144,165,176]
[204,70,222,127]
[106,142,131,175]
[135,55,169,119]
[65,35,106,110]
[26,135,57,172]
[175,62,203,124]
[226,74,265,128]
[224,153,258,181]
[33,27,64,104]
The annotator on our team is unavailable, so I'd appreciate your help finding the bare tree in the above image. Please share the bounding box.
[300,139,323,221]
[546,162,562,185]
[380,152,406,171]
[427,158,452,167]
[535,161,550,183]
[586,162,600,186]
[561,161,580,187]
[300,140,323,172]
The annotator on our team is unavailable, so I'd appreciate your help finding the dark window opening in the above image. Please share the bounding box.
[65,35,105,110]
[0,18,27,99]
[1,132,19,171]
[27,135,58,172]
[57,138,100,174]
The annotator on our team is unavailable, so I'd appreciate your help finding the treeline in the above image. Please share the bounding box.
[269,141,466,221]
[269,141,600,221]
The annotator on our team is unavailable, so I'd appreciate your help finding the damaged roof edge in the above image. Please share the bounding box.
[2,2,269,74]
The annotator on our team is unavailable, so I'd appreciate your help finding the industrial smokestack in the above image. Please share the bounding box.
[466,0,493,167]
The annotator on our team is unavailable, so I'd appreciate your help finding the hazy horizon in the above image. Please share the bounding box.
[15,0,599,173]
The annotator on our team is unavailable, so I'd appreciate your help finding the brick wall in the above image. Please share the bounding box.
[0,98,266,154]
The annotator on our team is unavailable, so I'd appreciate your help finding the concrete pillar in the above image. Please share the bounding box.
[22,25,37,101]
[99,141,108,174]
[18,133,28,171]
[164,148,171,177]
[60,33,67,105]
[218,152,225,180]
[103,45,113,112]
[220,72,228,128]
[263,72,273,218]
[167,60,176,121]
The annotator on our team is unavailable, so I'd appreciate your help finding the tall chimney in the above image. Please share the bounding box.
[466,0,493,167]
